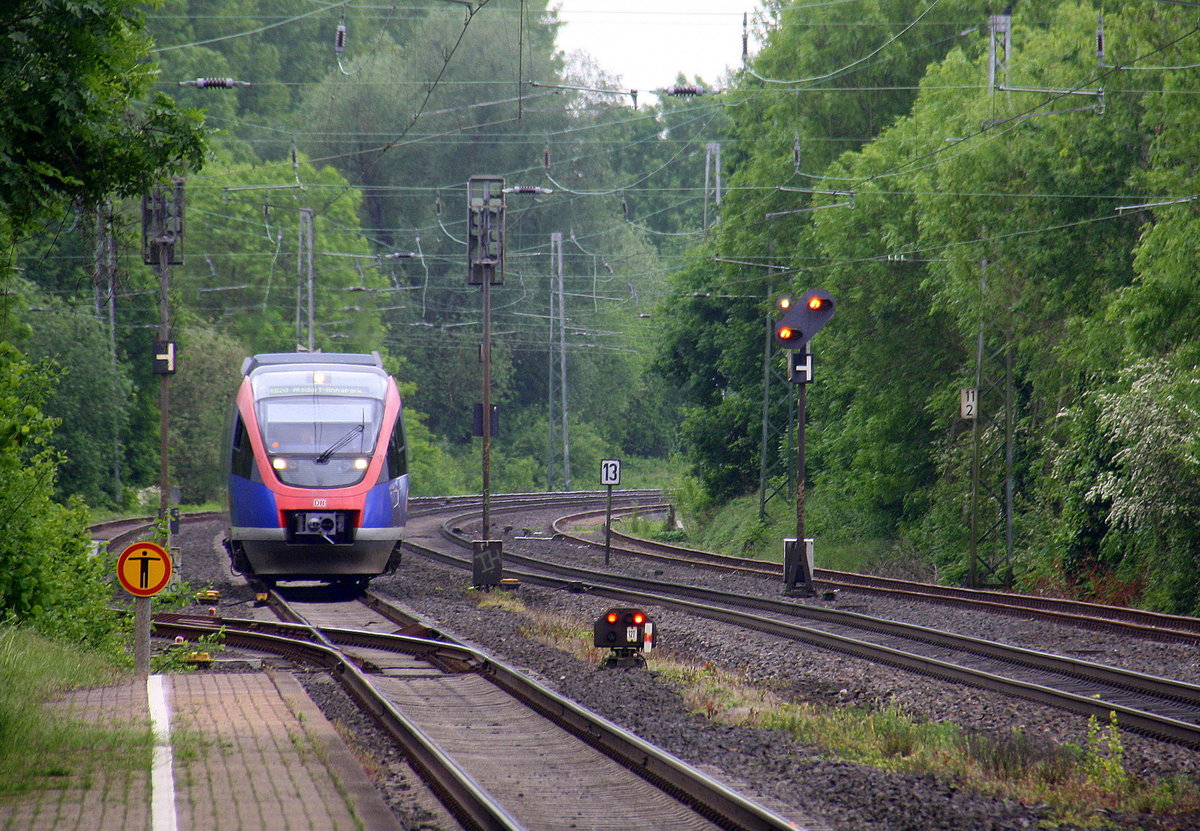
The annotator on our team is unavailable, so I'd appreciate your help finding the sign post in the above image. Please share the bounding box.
[117,541,173,676]
[601,459,621,565]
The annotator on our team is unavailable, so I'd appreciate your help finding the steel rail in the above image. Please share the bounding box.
[355,592,817,831]
[409,489,663,520]
[152,613,527,831]
[410,512,1200,748]
[555,507,1200,644]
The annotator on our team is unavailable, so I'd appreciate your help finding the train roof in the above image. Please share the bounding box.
[241,351,383,376]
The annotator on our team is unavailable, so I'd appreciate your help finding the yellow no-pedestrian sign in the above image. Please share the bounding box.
[117,541,173,597]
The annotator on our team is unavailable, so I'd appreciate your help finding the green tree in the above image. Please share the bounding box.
[169,325,246,504]
[171,156,390,354]
[0,343,118,648]
[0,0,207,235]
[292,1,673,468]
[1080,358,1200,614]
[25,305,132,507]
[655,0,987,507]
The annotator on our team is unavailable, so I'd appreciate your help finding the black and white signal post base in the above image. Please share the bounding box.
[472,539,503,589]
[783,537,816,597]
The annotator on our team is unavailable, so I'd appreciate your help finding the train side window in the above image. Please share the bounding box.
[385,412,407,478]
[231,415,255,479]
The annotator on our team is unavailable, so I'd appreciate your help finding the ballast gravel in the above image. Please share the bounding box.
[174,513,1200,831]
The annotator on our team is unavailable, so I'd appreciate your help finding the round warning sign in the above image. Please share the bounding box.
[116,541,173,597]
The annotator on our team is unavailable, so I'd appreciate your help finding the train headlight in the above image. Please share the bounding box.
[353,457,369,470]
[272,457,288,470]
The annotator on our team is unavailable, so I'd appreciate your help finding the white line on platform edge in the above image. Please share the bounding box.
[147,674,178,831]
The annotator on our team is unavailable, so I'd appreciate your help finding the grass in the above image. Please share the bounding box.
[468,591,1200,828]
[608,455,683,491]
[89,500,224,525]
[0,627,150,798]
[618,489,938,579]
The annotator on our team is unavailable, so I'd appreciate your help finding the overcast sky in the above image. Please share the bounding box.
[552,1,763,92]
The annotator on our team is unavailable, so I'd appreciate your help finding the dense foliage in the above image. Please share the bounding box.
[3,0,1200,620]
[657,1,1200,612]
[0,345,116,646]
[0,0,206,238]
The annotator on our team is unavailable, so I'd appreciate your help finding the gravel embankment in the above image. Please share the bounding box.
[173,513,1200,831]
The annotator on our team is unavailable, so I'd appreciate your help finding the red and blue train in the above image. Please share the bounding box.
[224,352,408,586]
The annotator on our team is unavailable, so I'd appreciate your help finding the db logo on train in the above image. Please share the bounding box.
[116,541,173,597]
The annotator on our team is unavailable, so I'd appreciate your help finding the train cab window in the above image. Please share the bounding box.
[258,397,384,488]
[231,415,255,479]
[385,412,407,479]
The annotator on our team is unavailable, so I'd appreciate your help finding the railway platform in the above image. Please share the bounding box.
[0,671,403,831]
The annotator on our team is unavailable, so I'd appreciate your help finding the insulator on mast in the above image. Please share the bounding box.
[663,84,706,97]
[180,77,246,88]
[336,22,347,54]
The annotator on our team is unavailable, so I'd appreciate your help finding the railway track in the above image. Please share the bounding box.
[98,493,1200,830]
[153,589,819,831]
[551,505,1200,644]
[90,510,224,555]
[405,500,1200,749]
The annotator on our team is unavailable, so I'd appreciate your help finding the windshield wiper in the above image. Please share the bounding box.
[315,424,364,465]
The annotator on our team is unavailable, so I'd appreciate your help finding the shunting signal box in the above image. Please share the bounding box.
[594,608,654,667]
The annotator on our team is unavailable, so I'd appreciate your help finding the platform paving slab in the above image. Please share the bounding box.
[0,672,404,831]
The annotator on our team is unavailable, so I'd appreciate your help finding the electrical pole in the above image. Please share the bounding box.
[468,177,505,548]
[95,201,121,503]
[758,308,796,520]
[464,180,547,583]
[703,142,722,233]
[790,373,810,593]
[988,9,1011,94]
[298,208,314,351]
[547,232,570,490]
[966,259,1015,589]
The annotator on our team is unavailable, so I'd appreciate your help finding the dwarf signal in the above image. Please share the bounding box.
[594,607,654,667]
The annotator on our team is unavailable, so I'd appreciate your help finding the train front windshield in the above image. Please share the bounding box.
[252,370,388,488]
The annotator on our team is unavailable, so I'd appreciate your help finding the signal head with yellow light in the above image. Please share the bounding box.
[773,288,835,349]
